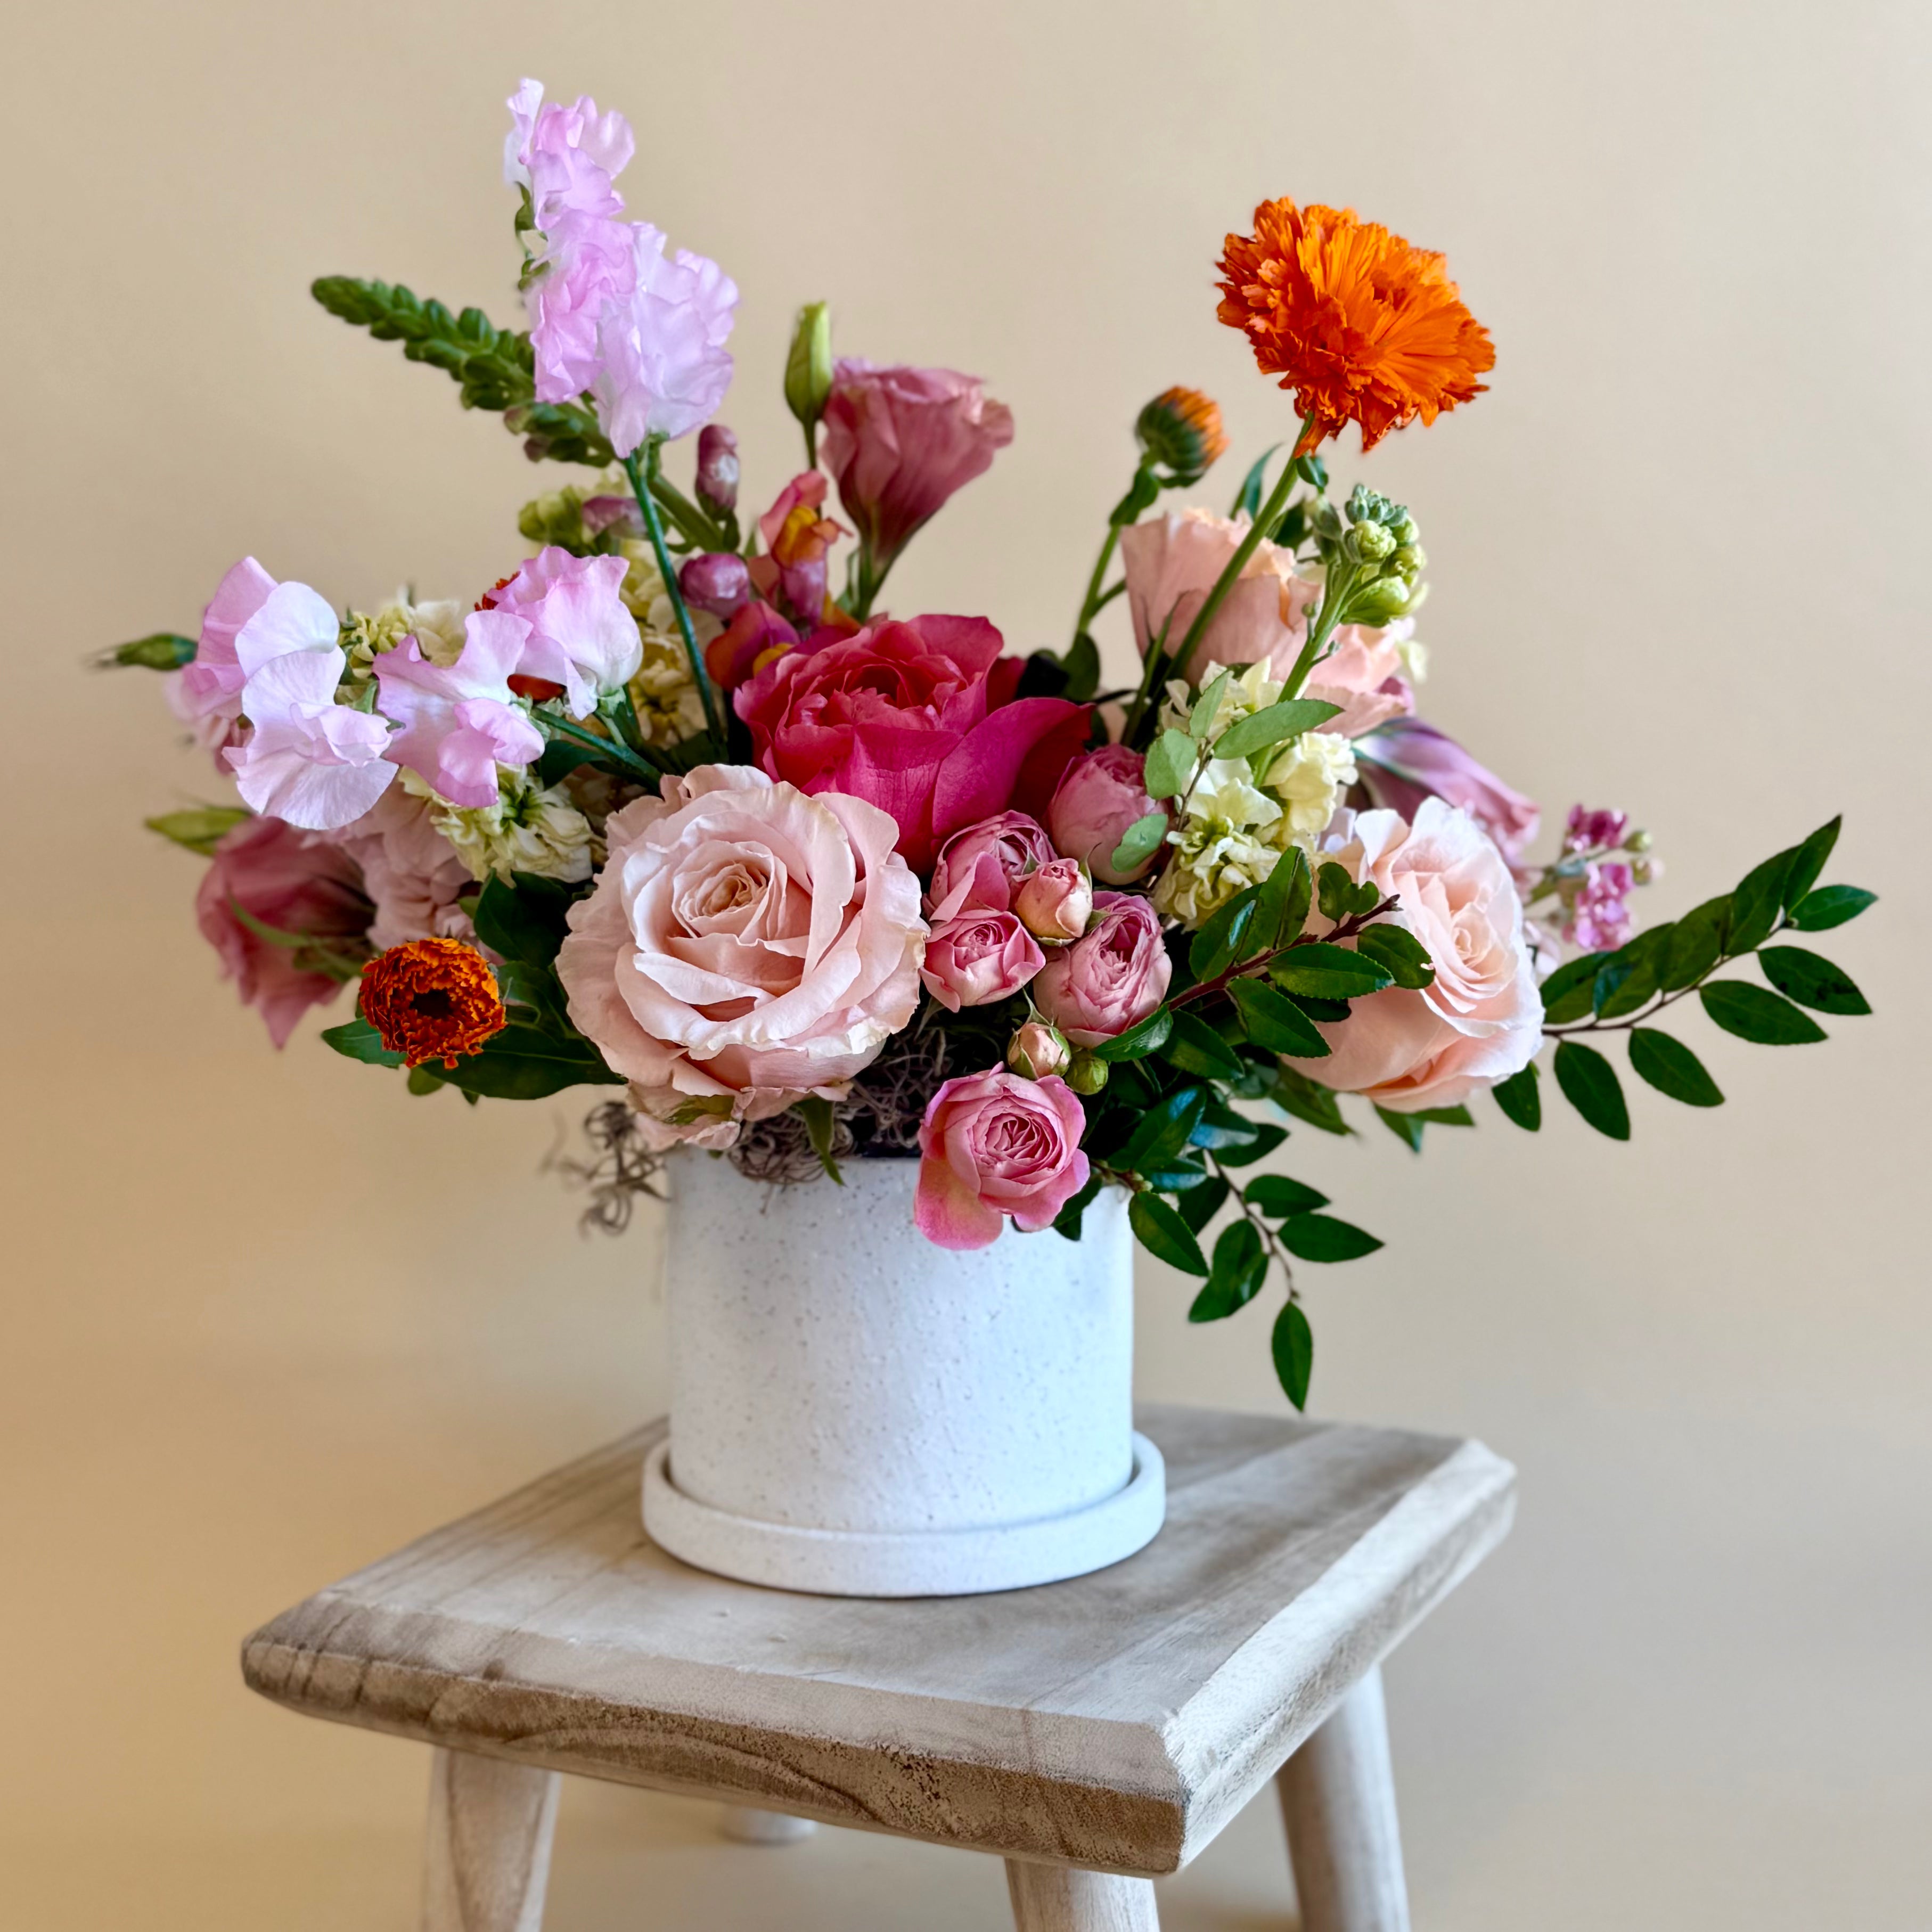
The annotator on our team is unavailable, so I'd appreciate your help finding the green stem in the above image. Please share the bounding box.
[803,418,818,472]
[1092,577,1127,612]
[625,445,725,745]
[1206,1150,1298,1301]
[645,469,726,552]
[1120,611,1176,746]
[1276,559,1357,703]
[850,543,882,624]
[535,710,666,785]
[1074,523,1123,642]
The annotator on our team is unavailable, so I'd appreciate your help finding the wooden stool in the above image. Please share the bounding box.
[242,1403,1513,1931]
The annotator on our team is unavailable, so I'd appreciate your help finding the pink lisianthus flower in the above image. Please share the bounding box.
[1354,716,1541,864]
[820,359,1014,578]
[926,811,1058,922]
[914,1070,1090,1250]
[226,647,396,831]
[334,787,479,951]
[1049,746,1166,885]
[194,816,372,1046]
[734,615,1087,871]
[920,910,1045,1012]
[1030,891,1172,1046]
[481,548,639,717]
[373,611,545,809]
[167,555,277,749]
[556,765,927,1141]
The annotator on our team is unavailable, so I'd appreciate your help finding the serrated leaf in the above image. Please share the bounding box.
[1214,1121,1289,1167]
[1553,1040,1630,1140]
[1145,728,1198,800]
[1245,1175,1330,1217]
[1375,1105,1425,1150]
[1728,847,1795,954]
[1788,885,1876,932]
[1781,815,1841,911]
[1254,847,1312,952]
[1284,992,1351,1024]
[1492,1062,1542,1130]
[1177,1174,1231,1235]
[1700,980,1828,1045]
[1189,1220,1268,1321]
[1117,1084,1208,1173]
[1277,1213,1383,1262]
[1164,1008,1247,1081]
[1272,1300,1314,1411]
[1355,921,1434,989]
[1270,942,1393,1001]
[1090,1005,1173,1062]
[321,1015,405,1067]
[1229,978,1331,1058]
[1627,1029,1724,1107]
[1211,698,1344,762]
[1541,952,1609,1022]
[1052,1173,1104,1240]
[1109,810,1170,877]
[1757,946,1869,1016]
[1271,1066,1352,1135]
[1189,887,1260,982]
[1189,669,1233,740]
[1129,1191,1209,1275]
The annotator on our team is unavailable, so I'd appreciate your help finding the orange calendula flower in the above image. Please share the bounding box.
[1216,200,1495,452]
[1136,386,1229,479]
[359,937,506,1069]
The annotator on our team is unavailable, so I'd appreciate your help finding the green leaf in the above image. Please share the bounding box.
[406,1064,445,1096]
[1700,980,1828,1045]
[1177,1174,1231,1234]
[1315,862,1356,924]
[1272,1300,1314,1412]
[1109,811,1170,878]
[1145,1156,1210,1191]
[1541,952,1609,1023]
[1553,1041,1630,1140]
[1781,815,1841,912]
[1727,848,1795,955]
[103,631,198,670]
[1627,1029,1724,1107]
[1210,698,1344,763]
[1189,1220,1268,1321]
[1271,1066,1352,1135]
[1788,885,1876,932]
[1270,943,1393,1001]
[1229,977,1331,1058]
[431,1026,626,1101]
[1129,1192,1210,1275]
[1283,992,1350,1024]
[1594,948,1658,1020]
[1189,669,1233,740]
[797,1096,844,1183]
[1376,1106,1425,1151]
[1060,632,1101,703]
[1492,1062,1542,1130]
[1355,922,1434,989]
[1245,1175,1329,1217]
[473,873,575,967]
[1164,1008,1247,1082]
[1214,1121,1289,1167]
[1189,887,1261,983]
[145,806,251,856]
[1189,1099,1264,1150]
[1144,728,1198,800]
[1254,847,1312,952]
[1052,1173,1104,1240]
[1660,899,1729,990]
[1116,1085,1208,1173]
[321,1016,404,1068]
[1232,445,1281,520]
[1415,1104,1475,1126]
[1278,1214,1383,1262]
[1091,1005,1174,1062]
[1757,946,1870,1017]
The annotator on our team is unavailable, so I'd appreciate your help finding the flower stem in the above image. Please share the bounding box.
[535,709,666,785]
[626,444,726,746]
[1120,609,1176,746]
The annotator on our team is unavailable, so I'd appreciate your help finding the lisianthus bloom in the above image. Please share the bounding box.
[1031,892,1172,1046]
[926,811,1058,922]
[556,765,927,1142]
[820,359,1014,579]
[1049,747,1165,885]
[920,910,1045,1012]
[373,611,545,809]
[747,472,846,626]
[914,1070,1089,1250]
[1216,198,1494,451]
[359,937,507,1069]
[1301,800,1540,1111]
[168,555,276,748]
[480,548,640,718]
[335,787,480,949]
[195,816,372,1046]
[1354,716,1541,864]
[734,615,1087,871]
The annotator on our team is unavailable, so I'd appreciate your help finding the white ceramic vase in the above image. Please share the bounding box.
[641,1153,1165,1597]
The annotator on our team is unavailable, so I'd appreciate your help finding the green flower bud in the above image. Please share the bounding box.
[1006,1020,1071,1082]
[1065,1051,1110,1096]
[1134,386,1229,484]
[784,302,834,432]
[99,632,197,670]
[1349,521,1397,565]
[1391,542,1426,580]
[1340,576,1418,626]
[1623,828,1653,853]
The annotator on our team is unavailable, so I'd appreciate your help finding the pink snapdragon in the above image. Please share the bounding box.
[481,547,639,717]
[914,1070,1090,1250]
[373,611,545,808]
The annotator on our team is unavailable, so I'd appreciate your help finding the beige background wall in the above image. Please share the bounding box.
[5,2,1927,1927]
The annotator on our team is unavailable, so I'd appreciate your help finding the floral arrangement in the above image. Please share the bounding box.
[111,80,1877,1409]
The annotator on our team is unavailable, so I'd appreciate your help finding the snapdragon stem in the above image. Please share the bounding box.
[626,445,726,746]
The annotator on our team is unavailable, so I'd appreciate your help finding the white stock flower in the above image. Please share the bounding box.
[1263,731,1359,845]
[415,769,597,884]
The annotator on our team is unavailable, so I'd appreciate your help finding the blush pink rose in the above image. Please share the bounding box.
[920,910,1045,1011]
[195,816,372,1046]
[926,811,1058,921]
[1030,891,1172,1046]
[1014,856,1093,943]
[1301,798,1541,1112]
[915,1069,1090,1250]
[734,615,1087,871]
[556,765,927,1142]
[1353,716,1541,864]
[1048,746,1165,884]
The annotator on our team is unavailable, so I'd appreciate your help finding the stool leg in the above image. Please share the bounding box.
[422,1747,561,1932]
[719,1804,818,1844]
[1275,1665,1410,1932]
[1004,1860,1159,1931]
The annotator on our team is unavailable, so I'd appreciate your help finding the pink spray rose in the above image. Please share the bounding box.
[1006,1019,1071,1080]
[914,1069,1090,1250]
[926,811,1058,921]
[1301,799,1541,1112]
[556,765,927,1142]
[1354,716,1541,864]
[1030,891,1173,1046]
[1014,856,1093,943]
[194,816,372,1046]
[1048,746,1165,885]
[820,359,1015,576]
[920,910,1045,1011]
[373,611,545,809]
[334,787,478,951]
[480,548,641,718]
[734,615,1087,871]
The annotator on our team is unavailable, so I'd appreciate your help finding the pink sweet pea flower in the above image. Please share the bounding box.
[915,1070,1090,1250]
[1354,716,1541,864]
[482,548,639,717]
[589,225,738,454]
[821,359,1014,577]
[920,910,1045,1012]
[373,611,545,808]
[168,555,277,748]
[226,647,396,831]
[503,79,633,226]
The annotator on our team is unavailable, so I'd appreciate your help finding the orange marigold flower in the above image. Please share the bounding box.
[1216,199,1494,452]
[359,937,506,1069]
[1136,386,1229,479]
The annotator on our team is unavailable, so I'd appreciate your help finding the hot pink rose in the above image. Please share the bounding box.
[195,816,372,1046]
[1014,856,1093,943]
[1353,716,1541,864]
[821,359,1014,576]
[556,765,927,1141]
[926,811,1058,921]
[1048,746,1165,884]
[1030,891,1172,1046]
[1301,799,1541,1112]
[734,615,1087,871]
[920,910,1045,1012]
[914,1069,1090,1250]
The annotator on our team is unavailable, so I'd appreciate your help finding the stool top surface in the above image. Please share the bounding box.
[242,1402,1512,1874]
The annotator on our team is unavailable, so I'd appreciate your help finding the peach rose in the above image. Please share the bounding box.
[558,765,926,1144]
[1300,798,1540,1112]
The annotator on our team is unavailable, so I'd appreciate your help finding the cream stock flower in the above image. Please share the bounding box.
[618,545,717,746]
[1263,731,1358,844]
[342,595,469,677]
[418,768,598,883]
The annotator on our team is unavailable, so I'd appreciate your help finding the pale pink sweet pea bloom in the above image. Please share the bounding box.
[168,555,277,747]
[1014,856,1092,943]
[590,225,739,455]
[503,79,633,225]
[914,1070,1090,1250]
[920,910,1045,1012]
[1031,891,1172,1046]
[334,787,479,951]
[373,611,545,809]
[1049,746,1165,885]
[556,765,927,1140]
[525,212,641,403]
[1301,799,1541,1112]
[926,811,1058,922]
[482,548,640,717]
[1354,716,1541,864]
[226,648,396,831]
[821,359,1015,575]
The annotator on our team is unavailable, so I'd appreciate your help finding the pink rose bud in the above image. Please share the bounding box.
[1032,891,1173,1047]
[1014,857,1093,943]
[914,1070,1091,1250]
[694,424,740,515]
[920,911,1046,1013]
[1006,1019,1070,1080]
[1049,746,1167,885]
[680,551,752,622]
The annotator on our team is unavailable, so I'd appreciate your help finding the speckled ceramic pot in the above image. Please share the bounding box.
[641,1153,1165,1596]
